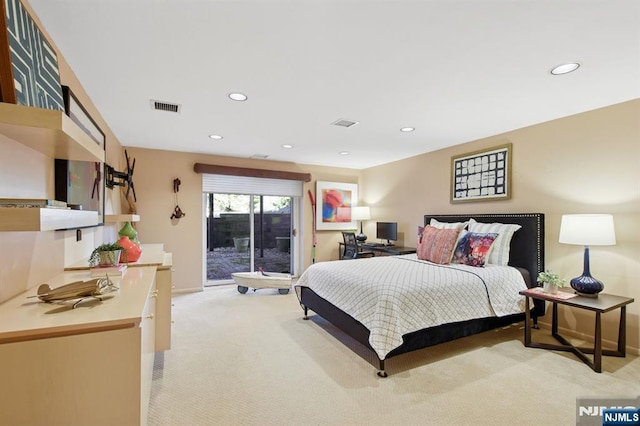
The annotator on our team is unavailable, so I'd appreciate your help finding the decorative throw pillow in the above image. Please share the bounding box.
[468,219,522,266]
[418,225,430,249]
[430,218,468,250]
[417,225,460,264]
[451,231,498,267]
[417,225,427,257]
[429,218,468,230]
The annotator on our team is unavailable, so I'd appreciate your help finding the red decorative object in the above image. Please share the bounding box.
[117,236,142,263]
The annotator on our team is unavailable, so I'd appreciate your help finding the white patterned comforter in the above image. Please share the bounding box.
[294,254,528,359]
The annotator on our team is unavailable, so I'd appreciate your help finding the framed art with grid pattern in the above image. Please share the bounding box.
[450,143,512,203]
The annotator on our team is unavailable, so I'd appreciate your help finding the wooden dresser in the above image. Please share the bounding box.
[65,243,173,352]
[0,266,160,425]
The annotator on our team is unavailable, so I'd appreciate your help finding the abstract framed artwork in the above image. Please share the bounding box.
[450,143,512,203]
[315,181,358,230]
[0,0,64,109]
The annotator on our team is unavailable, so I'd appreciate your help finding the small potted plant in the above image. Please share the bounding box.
[88,242,126,267]
[536,270,566,294]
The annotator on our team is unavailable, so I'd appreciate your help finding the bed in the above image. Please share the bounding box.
[295,213,545,377]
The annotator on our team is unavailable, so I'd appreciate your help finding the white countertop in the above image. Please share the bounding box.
[65,243,171,270]
[0,266,157,343]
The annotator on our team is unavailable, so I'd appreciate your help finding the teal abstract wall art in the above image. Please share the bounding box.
[1,0,63,110]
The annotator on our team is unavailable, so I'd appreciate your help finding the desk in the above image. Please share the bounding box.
[338,242,416,259]
[520,288,634,373]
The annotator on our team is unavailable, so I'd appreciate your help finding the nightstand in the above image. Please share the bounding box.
[519,288,634,373]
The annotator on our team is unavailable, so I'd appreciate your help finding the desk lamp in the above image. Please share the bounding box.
[558,214,616,297]
[351,206,371,242]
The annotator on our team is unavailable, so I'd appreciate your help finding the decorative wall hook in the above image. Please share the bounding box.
[170,177,185,219]
[170,205,185,219]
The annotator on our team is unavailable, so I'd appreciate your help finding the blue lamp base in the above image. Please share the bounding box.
[570,275,604,298]
[570,246,604,297]
[357,222,367,242]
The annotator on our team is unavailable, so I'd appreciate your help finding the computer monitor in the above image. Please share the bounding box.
[376,222,398,245]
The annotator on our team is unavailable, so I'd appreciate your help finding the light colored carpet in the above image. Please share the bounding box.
[149,285,639,425]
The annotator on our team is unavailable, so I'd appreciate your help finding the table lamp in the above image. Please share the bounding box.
[558,214,616,297]
[351,206,371,242]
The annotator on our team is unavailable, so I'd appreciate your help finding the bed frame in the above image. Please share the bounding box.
[299,213,545,377]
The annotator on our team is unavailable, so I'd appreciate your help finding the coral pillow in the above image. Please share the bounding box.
[451,231,498,267]
[417,225,460,264]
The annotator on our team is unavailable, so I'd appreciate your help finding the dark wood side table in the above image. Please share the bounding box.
[519,288,634,373]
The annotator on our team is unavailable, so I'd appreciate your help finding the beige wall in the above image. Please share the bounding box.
[361,99,640,351]
[124,147,361,292]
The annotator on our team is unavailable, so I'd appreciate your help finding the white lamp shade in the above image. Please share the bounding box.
[351,206,371,221]
[558,214,616,246]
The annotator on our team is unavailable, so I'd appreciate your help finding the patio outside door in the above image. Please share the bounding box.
[206,193,292,285]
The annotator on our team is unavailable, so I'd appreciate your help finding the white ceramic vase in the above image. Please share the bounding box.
[543,282,558,294]
[98,250,122,267]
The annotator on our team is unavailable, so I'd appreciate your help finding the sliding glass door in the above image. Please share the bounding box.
[202,173,302,286]
[205,193,294,285]
[254,195,293,274]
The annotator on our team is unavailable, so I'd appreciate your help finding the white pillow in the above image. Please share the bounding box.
[467,218,522,266]
[429,218,468,230]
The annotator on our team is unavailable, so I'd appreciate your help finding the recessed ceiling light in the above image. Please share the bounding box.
[209,134,223,140]
[281,144,294,149]
[400,127,415,132]
[550,62,580,75]
[228,92,248,101]
[339,151,350,155]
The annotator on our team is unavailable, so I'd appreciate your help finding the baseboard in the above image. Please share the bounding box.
[172,287,203,294]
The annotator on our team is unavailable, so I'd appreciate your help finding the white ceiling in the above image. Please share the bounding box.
[28,0,640,170]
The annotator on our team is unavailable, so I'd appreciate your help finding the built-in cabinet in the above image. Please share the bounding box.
[155,253,173,351]
[65,244,174,352]
[0,102,173,424]
[0,103,105,163]
[0,74,167,424]
[0,266,159,425]
[0,102,106,230]
[0,206,99,231]
[105,214,141,223]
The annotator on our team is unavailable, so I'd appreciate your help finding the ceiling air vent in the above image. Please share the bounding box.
[150,99,181,113]
[331,118,359,128]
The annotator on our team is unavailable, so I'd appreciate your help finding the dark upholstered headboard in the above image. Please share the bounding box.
[424,213,545,287]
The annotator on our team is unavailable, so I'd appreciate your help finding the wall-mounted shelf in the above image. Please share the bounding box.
[0,103,105,163]
[105,214,140,223]
[0,207,99,231]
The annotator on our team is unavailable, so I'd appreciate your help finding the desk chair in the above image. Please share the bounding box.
[342,232,375,259]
